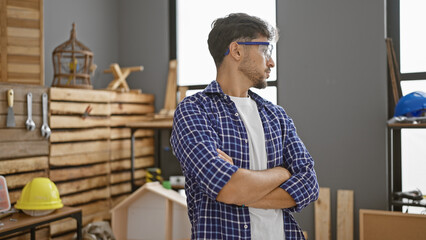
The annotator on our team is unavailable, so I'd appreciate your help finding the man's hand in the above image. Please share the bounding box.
[217,149,234,165]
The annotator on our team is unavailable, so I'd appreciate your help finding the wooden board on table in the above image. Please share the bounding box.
[315,187,331,240]
[360,209,426,240]
[337,190,354,240]
[49,162,109,182]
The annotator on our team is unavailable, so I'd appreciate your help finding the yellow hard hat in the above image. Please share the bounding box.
[15,177,63,211]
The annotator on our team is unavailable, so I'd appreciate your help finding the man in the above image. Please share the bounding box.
[171,13,319,240]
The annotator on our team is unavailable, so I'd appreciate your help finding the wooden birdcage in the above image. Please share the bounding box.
[52,23,94,89]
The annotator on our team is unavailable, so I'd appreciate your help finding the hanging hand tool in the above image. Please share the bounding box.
[40,93,51,138]
[25,93,36,131]
[6,89,16,127]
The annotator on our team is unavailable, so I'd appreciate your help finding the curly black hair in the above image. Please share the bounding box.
[207,13,277,68]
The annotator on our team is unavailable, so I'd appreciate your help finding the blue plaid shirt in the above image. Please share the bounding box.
[171,81,319,240]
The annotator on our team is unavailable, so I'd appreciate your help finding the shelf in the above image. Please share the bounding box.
[387,123,426,129]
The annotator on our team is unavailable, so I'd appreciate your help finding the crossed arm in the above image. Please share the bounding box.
[216,149,296,209]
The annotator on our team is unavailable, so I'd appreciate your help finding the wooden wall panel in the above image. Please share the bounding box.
[0,83,48,207]
[1,0,43,85]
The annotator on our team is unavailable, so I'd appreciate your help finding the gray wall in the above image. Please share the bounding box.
[277,1,388,239]
[118,0,170,111]
[44,0,120,89]
[44,1,388,239]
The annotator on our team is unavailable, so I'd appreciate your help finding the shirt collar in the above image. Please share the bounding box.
[204,80,267,108]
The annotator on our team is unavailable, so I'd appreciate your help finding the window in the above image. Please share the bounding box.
[388,0,426,214]
[175,0,277,103]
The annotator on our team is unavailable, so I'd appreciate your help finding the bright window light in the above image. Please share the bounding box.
[177,0,277,86]
[400,0,426,73]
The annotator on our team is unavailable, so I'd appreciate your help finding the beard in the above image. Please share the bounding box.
[238,57,268,89]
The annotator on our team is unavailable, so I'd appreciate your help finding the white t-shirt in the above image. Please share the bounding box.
[230,95,285,240]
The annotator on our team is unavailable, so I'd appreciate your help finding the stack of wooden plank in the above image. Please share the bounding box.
[109,91,155,207]
[0,86,157,239]
[0,83,49,240]
[48,87,112,239]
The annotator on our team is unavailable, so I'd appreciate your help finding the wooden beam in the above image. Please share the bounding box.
[110,182,131,196]
[50,127,110,142]
[0,128,45,142]
[61,187,109,206]
[110,128,153,140]
[50,101,110,115]
[110,146,154,161]
[110,103,154,115]
[50,115,110,128]
[337,190,354,240]
[49,163,109,182]
[50,151,110,167]
[5,170,47,190]
[50,140,110,157]
[315,187,331,240]
[56,176,108,196]
[110,138,154,151]
[0,156,48,175]
[110,91,154,104]
[110,157,154,171]
[0,140,48,159]
[50,87,111,103]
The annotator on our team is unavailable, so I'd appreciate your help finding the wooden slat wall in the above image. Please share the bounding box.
[0,83,48,205]
[109,91,155,206]
[48,87,112,238]
[0,86,156,239]
[0,0,44,85]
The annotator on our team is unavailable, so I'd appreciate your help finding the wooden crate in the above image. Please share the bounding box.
[0,0,44,85]
[360,209,426,240]
[109,91,155,196]
[0,83,48,204]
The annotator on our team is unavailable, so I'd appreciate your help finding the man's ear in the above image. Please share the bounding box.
[229,42,242,60]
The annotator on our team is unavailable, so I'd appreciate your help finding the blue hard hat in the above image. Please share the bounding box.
[394,91,426,117]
